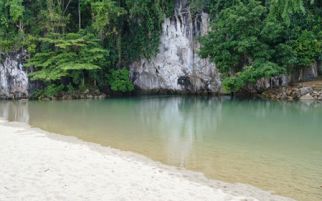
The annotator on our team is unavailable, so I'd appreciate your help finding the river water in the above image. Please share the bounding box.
[0,96,321,201]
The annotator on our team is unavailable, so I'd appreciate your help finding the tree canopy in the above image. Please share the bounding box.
[200,0,322,92]
[0,0,174,97]
[0,0,321,96]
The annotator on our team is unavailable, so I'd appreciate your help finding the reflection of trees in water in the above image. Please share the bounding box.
[134,96,223,167]
[222,100,322,127]
[135,97,322,167]
[0,101,29,123]
[1,98,320,169]
[170,97,223,167]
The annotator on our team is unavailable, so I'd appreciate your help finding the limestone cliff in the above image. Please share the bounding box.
[130,0,221,94]
[0,54,28,99]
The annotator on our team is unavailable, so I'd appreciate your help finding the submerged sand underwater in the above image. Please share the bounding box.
[0,120,294,201]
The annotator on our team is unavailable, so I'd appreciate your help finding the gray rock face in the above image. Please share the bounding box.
[0,55,28,99]
[318,61,322,75]
[130,0,221,94]
[318,93,322,100]
[299,87,313,96]
[301,63,319,81]
[300,94,314,101]
[252,75,289,93]
[290,62,319,82]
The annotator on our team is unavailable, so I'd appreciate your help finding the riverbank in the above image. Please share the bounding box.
[0,120,294,201]
[260,79,322,101]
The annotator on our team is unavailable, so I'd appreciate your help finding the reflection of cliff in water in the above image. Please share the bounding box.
[1,98,321,162]
[0,98,321,201]
[0,97,224,168]
[133,97,223,167]
[0,98,321,169]
[0,101,29,123]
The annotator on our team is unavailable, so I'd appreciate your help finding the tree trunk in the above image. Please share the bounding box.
[82,71,85,87]
[117,34,122,68]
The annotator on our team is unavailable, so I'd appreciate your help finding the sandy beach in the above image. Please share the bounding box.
[0,120,294,201]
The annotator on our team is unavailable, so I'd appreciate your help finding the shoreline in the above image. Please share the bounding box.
[0,119,295,201]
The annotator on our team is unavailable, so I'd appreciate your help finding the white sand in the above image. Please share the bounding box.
[0,120,295,201]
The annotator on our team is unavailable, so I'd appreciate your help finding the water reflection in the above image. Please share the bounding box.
[133,97,223,166]
[0,98,321,158]
[0,101,29,122]
[0,97,322,201]
[0,98,321,160]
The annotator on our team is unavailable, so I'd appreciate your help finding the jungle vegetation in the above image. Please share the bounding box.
[0,0,321,95]
[199,0,322,91]
[0,0,173,97]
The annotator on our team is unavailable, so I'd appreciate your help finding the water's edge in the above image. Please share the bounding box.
[0,117,295,201]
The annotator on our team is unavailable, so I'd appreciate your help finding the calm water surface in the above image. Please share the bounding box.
[0,97,321,201]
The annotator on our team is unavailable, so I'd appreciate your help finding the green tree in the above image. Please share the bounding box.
[122,0,174,61]
[26,32,108,87]
[200,0,284,92]
[108,69,134,93]
[1,0,320,96]
[0,0,25,53]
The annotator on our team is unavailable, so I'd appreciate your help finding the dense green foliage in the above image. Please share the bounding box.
[200,0,322,92]
[108,69,134,93]
[26,32,107,82]
[1,0,321,96]
[0,0,174,97]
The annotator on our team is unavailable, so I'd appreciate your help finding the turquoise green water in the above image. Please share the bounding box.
[0,97,321,201]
